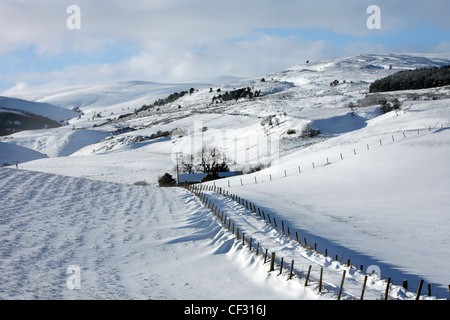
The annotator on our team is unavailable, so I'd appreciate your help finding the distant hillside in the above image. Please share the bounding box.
[369,65,450,93]
[0,141,47,166]
[0,96,78,123]
[0,109,62,136]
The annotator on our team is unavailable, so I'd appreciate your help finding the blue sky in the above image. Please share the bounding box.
[0,0,449,94]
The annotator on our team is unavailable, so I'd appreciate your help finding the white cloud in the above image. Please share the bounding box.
[0,0,449,90]
[3,0,448,52]
[428,41,450,54]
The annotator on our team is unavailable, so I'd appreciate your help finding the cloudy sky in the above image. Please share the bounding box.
[0,0,449,93]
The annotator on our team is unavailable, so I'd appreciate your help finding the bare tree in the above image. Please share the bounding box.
[180,154,195,174]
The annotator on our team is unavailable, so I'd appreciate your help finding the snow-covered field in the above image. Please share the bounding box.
[2,168,320,300]
[1,54,450,300]
[202,104,450,299]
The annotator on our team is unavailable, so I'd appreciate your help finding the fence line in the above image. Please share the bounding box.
[213,123,448,188]
[180,123,449,299]
[181,183,443,300]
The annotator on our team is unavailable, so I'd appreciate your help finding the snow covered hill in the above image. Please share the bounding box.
[202,100,450,298]
[0,96,78,123]
[1,168,310,300]
[0,141,47,166]
[1,53,450,299]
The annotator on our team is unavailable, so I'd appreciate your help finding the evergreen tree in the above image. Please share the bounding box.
[158,173,176,187]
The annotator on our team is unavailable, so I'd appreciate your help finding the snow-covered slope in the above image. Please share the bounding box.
[2,127,110,158]
[202,99,450,298]
[16,81,211,120]
[1,53,450,300]
[0,96,78,123]
[0,141,47,166]
[1,168,316,300]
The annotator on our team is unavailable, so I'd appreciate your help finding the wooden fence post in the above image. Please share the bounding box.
[304,265,312,286]
[415,280,424,300]
[337,270,346,300]
[360,275,368,300]
[269,252,275,272]
[279,257,284,275]
[289,260,294,280]
[318,268,323,293]
[384,277,391,300]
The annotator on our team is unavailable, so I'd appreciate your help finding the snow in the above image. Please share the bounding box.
[0,141,47,166]
[207,125,450,297]
[0,96,78,123]
[0,168,326,300]
[2,127,111,158]
[1,53,450,300]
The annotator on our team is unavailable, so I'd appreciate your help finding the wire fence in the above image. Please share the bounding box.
[180,123,450,299]
[181,182,445,300]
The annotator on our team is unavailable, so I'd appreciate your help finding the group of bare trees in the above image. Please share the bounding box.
[179,146,230,177]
